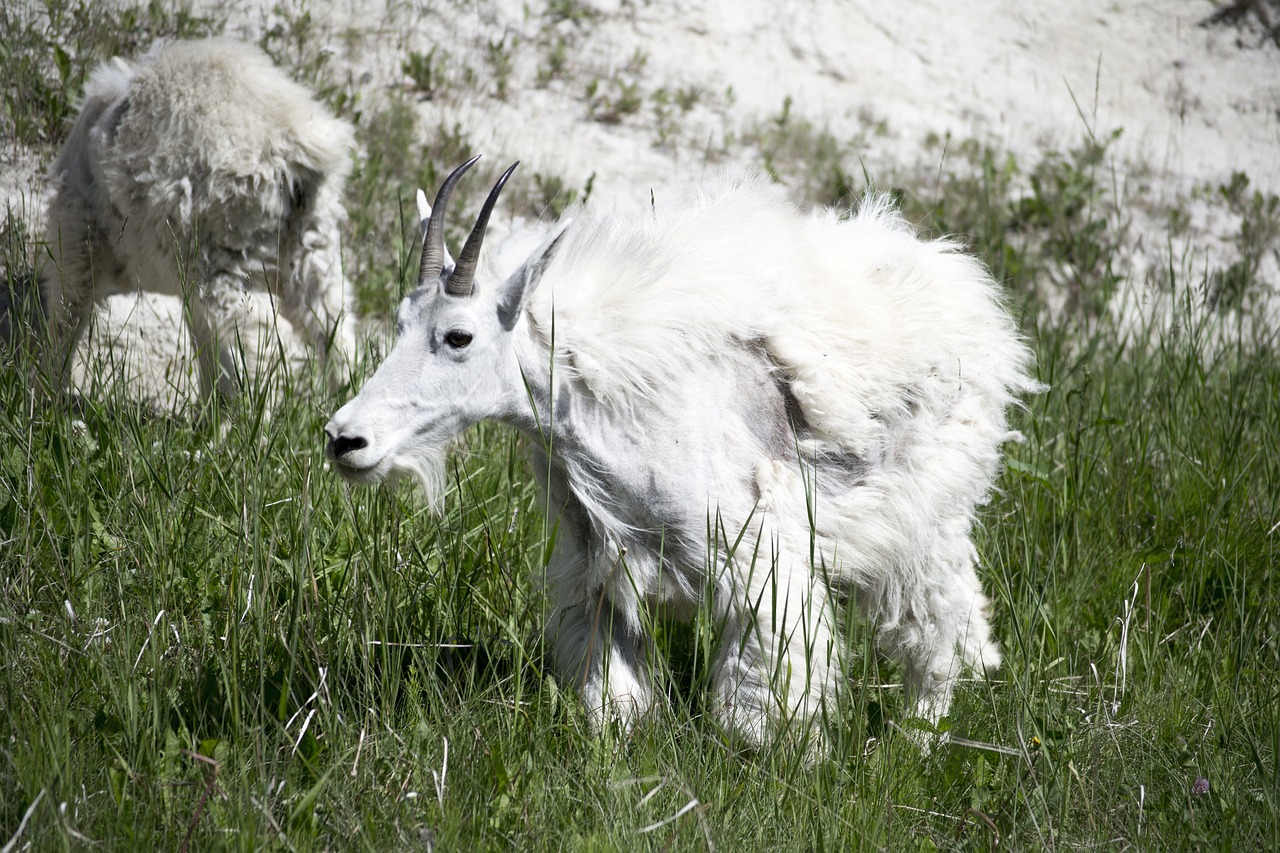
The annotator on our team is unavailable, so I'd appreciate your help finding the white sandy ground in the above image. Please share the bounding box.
[2,0,1277,408]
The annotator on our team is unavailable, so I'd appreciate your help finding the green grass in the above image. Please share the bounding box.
[4,196,1278,852]
[2,4,1279,851]
[3,254,1275,850]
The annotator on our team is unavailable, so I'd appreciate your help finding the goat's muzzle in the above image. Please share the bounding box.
[324,421,382,483]
[328,432,367,460]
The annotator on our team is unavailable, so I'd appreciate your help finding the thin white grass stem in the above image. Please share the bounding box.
[636,780,665,809]
[239,570,255,625]
[133,610,166,672]
[1,788,45,853]
[350,727,366,779]
[285,667,328,730]
[291,709,316,755]
[893,803,960,820]
[636,797,698,835]
[432,737,449,812]
[1114,569,1142,715]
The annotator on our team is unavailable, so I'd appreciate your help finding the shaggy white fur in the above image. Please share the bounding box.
[41,37,355,400]
[326,165,1038,751]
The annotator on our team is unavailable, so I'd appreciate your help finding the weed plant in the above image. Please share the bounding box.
[0,0,216,150]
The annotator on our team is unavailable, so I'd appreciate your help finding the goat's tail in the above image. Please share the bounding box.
[84,55,135,106]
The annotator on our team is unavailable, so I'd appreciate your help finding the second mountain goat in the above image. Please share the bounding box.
[42,38,356,399]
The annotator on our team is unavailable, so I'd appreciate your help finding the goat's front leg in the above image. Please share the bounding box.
[548,585,657,733]
[278,234,355,386]
[189,271,288,401]
[536,454,658,732]
[544,533,658,732]
[37,233,98,395]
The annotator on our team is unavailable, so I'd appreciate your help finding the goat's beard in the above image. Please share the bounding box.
[393,444,450,513]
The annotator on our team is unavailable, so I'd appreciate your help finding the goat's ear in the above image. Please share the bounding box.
[497,225,568,330]
[415,189,431,232]
[415,188,455,275]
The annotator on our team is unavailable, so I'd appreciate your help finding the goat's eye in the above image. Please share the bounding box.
[444,329,473,349]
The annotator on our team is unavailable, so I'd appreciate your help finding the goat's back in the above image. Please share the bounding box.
[105,39,351,238]
[117,39,350,183]
[47,37,354,300]
[526,172,1035,454]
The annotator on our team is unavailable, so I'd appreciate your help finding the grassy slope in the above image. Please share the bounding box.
[3,281,1275,851]
[2,3,1278,850]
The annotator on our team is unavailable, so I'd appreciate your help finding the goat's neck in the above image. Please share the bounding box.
[502,318,660,543]
[500,319,574,450]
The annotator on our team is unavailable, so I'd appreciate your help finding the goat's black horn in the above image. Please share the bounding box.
[419,155,481,285]
[446,161,519,297]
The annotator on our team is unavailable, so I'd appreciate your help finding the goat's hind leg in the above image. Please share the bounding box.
[710,547,841,753]
[38,288,93,397]
[711,462,844,753]
[879,536,1001,732]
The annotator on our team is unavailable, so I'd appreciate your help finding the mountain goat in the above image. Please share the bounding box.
[41,37,355,400]
[325,158,1038,750]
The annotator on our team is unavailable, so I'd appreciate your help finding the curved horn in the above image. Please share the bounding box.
[419,155,482,285]
[446,161,519,297]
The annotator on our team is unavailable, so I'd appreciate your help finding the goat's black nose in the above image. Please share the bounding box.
[330,434,367,459]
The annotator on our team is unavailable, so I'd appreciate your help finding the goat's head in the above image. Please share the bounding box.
[324,156,536,505]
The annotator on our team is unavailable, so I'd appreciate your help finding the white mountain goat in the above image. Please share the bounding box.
[41,37,356,399]
[325,158,1038,748]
